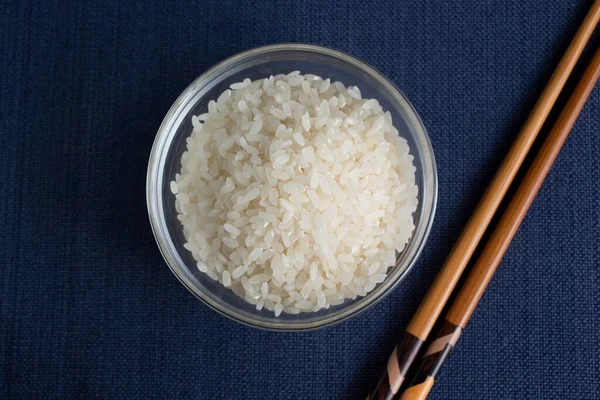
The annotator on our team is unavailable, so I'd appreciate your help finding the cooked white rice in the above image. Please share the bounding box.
[171,72,418,316]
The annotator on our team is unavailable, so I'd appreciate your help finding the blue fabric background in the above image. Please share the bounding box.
[1,1,599,399]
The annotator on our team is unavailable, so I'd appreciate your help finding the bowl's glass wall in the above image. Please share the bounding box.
[148,45,436,330]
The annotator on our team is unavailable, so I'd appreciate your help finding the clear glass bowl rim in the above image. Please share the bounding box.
[147,43,437,331]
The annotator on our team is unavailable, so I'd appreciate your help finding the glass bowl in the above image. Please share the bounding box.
[147,44,437,331]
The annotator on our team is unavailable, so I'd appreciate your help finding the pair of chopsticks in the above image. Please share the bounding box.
[368,2,600,399]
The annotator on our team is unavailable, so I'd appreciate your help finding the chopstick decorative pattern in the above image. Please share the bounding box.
[368,333,423,399]
[399,320,461,400]
[398,320,461,400]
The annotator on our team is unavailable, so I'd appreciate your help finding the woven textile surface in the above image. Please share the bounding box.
[1,1,599,399]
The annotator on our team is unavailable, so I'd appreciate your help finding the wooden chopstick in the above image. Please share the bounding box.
[399,43,600,400]
[368,2,600,399]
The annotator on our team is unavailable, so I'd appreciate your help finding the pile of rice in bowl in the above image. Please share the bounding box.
[171,71,418,316]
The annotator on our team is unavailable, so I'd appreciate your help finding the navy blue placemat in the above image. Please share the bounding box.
[1,1,599,399]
